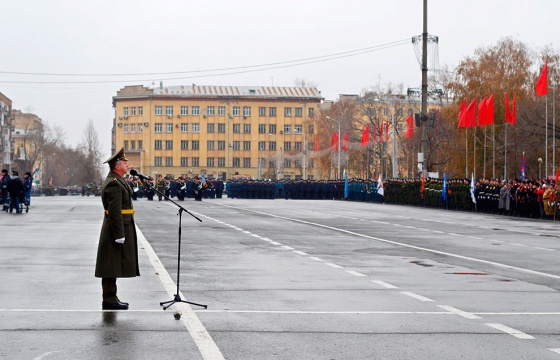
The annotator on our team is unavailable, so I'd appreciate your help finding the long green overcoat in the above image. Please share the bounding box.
[95,171,140,278]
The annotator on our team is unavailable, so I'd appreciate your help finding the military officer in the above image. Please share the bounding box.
[95,148,139,310]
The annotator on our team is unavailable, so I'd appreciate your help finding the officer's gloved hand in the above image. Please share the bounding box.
[115,238,125,244]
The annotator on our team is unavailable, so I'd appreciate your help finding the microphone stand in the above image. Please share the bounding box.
[140,178,207,312]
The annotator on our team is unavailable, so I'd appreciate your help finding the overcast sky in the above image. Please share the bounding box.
[0,0,557,161]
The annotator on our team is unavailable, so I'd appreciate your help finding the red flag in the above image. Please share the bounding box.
[420,172,425,199]
[556,168,559,182]
[487,94,495,125]
[464,99,477,127]
[405,115,414,138]
[331,132,339,150]
[478,97,487,126]
[384,122,389,142]
[313,137,320,151]
[49,176,53,186]
[458,99,467,128]
[504,92,512,124]
[373,125,377,142]
[343,131,349,151]
[511,92,517,125]
[361,126,370,146]
[536,62,548,96]
[379,123,383,142]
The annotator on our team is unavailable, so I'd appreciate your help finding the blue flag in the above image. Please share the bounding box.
[442,172,447,202]
[344,172,349,199]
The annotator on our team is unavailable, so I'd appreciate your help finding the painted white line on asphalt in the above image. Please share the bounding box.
[32,351,61,360]
[432,230,445,234]
[251,234,261,238]
[448,233,463,237]
[377,221,390,225]
[261,238,273,242]
[212,205,560,280]
[371,280,399,289]
[403,225,416,229]
[346,270,367,277]
[549,348,560,355]
[242,231,251,234]
[401,292,433,302]
[281,245,294,250]
[309,256,324,262]
[438,305,480,319]
[195,309,451,315]
[534,247,555,251]
[476,312,560,315]
[326,263,344,269]
[485,323,534,340]
[0,309,174,313]
[511,243,528,247]
[293,250,308,256]
[137,226,225,360]
[468,236,483,240]
[417,228,431,232]
[270,241,282,245]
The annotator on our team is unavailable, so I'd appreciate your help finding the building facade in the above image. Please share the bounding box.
[11,109,44,183]
[0,92,13,170]
[112,85,324,180]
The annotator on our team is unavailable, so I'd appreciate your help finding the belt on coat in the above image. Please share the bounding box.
[104,209,135,215]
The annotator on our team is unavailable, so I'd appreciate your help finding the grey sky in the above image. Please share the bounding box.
[0,0,557,160]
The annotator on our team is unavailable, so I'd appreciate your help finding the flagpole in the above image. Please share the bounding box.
[483,126,487,178]
[492,123,496,179]
[473,127,476,179]
[546,94,548,178]
[553,84,556,177]
[465,128,468,178]
[504,123,508,180]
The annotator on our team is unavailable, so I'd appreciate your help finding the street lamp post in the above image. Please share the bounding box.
[325,116,341,179]
[538,157,543,179]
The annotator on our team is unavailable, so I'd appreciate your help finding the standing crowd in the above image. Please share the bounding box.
[0,169,33,214]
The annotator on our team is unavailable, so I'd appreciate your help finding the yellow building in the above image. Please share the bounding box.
[11,110,43,182]
[112,85,324,180]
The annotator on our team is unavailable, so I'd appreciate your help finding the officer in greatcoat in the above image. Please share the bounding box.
[95,148,139,310]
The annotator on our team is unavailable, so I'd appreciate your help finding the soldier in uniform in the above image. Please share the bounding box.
[1,169,10,212]
[156,175,165,201]
[95,148,139,310]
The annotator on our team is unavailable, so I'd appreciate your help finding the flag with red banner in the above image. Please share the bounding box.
[457,99,467,128]
[512,92,517,124]
[313,137,320,152]
[331,132,339,150]
[478,97,487,126]
[536,62,548,96]
[361,126,369,146]
[487,94,495,125]
[464,99,477,127]
[405,115,414,138]
[49,176,53,186]
[384,122,389,142]
[343,131,349,151]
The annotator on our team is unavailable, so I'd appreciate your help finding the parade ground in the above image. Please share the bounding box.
[3,195,560,359]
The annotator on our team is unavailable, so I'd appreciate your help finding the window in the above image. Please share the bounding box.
[138,106,143,116]
[130,124,136,133]
[258,124,266,133]
[308,159,314,168]
[284,159,291,168]
[308,108,314,117]
[131,107,136,116]
[207,140,215,150]
[181,140,188,150]
[408,108,413,116]
[192,157,199,167]
[283,124,291,134]
[155,106,162,115]
[207,123,215,133]
[294,159,302,168]
[192,140,200,150]
[138,123,143,133]
[181,157,188,166]
[397,123,403,131]
[192,123,200,132]
[243,158,251,167]
[218,123,225,133]
[397,108,403,116]
[295,142,303,151]
[243,141,251,150]
[165,140,173,150]
[166,123,173,132]
[155,157,162,166]
[207,158,215,167]
[181,123,188,132]
[233,124,240,133]
[218,157,225,167]
[258,141,265,151]
[295,107,302,117]
[218,141,225,150]
[308,124,314,134]
[232,106,240,116]
[269,107,276,117]
[124,107,129,116]
[155,140,162,150]
[258,107,266,116]
[233,158,240,167]
[207,106,215,115]
[367,108,376,117]
[155,123,162,132]
[269,124,276,134]
[243,106,251,117]
[284,107,292,117]
[166,106,173,116]
[294,124,302,134]
[192,106,200,115]
[284,142,291,151]
[130,140,136,150]
[244,124,251,133]
[138,140,143,150]
[181,106,188,116]
[307,141,314,151]
[268,160,275,168]
[218,106,225,116]
[269,141,276,151]
[383,108,389,116]
[124,140,129,150]
[166,157,173,166]
[232,141,240,150]
[123,124,129,133]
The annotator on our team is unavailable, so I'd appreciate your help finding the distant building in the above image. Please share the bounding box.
[112,84,324,180]
[0,92,13,170]
[11,110,44,183]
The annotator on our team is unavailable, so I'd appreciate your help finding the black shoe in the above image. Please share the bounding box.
[116,297,129,306]
[102,301,129,310]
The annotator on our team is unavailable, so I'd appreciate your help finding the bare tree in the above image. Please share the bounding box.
[76,119,102,184]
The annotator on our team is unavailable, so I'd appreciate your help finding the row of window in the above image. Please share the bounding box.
[153,157,314,168]
[123,105,315,118]
[122,123,143,133]
[123,140,143,150]
[151,140,309,151]
[148,123,314,134]
[366,108,412,117]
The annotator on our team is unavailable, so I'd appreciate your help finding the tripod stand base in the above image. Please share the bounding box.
[160,294,207,311]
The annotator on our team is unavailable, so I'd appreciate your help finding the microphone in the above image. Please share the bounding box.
[130,169,152,181]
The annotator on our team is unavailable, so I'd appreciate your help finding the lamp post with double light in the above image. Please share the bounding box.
[325,116,341,179]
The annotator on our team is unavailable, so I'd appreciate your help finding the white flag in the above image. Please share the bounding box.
[377,174,384,197]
